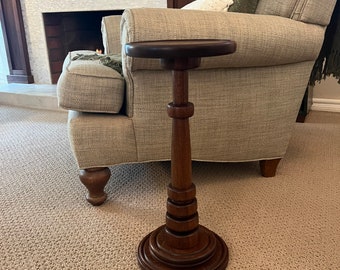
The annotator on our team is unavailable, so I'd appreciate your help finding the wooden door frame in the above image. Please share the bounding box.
[0,0,33,83]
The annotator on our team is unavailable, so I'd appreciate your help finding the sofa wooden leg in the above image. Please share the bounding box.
[259,158,281,177]
[79,167,111,206]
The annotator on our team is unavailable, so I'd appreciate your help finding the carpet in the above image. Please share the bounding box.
[0,105,339,269]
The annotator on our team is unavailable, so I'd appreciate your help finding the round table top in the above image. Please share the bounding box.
[125,39,236,59]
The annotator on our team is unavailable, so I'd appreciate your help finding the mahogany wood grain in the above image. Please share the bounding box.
[125,39,236,269]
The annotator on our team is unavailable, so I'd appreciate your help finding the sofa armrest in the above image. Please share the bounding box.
[57,50,125,114]
[102,15,122,55]
[121,8,325,71]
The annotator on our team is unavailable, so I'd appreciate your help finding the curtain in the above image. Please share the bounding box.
[309,0,340,85]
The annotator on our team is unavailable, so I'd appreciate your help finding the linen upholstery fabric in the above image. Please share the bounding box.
[68,61,314,169]
[181,0,233,12]
[290,0,336,26]
[101,15,122,55]
[68,86,171,167]
[117,7,328,165]
[57,51,125,114]
[228,0,259,13]
[68,111,137,169]
[256,0,336,26]
[127,63,313,165]
[255,0,297,18]
[121,9,324,71]
[58,0,335,173]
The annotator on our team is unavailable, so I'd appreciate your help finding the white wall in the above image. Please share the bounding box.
[312,77,340,112]
[313,77,340,99]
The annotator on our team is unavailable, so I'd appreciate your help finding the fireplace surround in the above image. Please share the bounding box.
[43,10,123,84]
[17,0,166,84]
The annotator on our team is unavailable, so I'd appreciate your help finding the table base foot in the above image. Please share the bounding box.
[137,225,229,270]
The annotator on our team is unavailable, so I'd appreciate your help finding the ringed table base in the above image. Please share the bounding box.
[125,39,236,270]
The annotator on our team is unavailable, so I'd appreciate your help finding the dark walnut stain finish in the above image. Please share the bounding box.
[125,39,236,270]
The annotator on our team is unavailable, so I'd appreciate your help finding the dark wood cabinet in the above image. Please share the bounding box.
[0,0,33,83]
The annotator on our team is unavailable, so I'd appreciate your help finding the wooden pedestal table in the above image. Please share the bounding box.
[125,39,236,270]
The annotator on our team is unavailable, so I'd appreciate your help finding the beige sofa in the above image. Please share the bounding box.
[57,0,337,205]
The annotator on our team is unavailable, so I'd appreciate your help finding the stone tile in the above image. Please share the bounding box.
[0,83,65,112]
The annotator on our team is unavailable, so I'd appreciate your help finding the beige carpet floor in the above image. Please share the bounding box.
[0,105,339,270]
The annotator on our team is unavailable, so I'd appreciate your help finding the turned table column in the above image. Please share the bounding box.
[125,39,236,270]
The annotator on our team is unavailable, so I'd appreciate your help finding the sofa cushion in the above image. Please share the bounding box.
[182,0,259,13]
[182,0,233,11]
[255,0,297,18]
[101,15,122,55]
[290,0,337,26]
[256,0,336,26]
[57,50,125,114]
[228,0,259,13]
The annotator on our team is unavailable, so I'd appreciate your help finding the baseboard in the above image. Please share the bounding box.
[311,98,340,113]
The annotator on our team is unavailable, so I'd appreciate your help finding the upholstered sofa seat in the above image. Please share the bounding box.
[57,0,337,205]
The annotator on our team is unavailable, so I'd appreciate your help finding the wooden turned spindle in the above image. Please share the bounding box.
[79,167,111,206]
[125,39,236,269]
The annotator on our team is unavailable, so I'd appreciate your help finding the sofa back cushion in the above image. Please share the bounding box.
[182,0,260,13]
[256,0,297,18]
[228,0,259,13]
[290,0,337,26]
[101,15,122,54]
[256,0,337,26]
